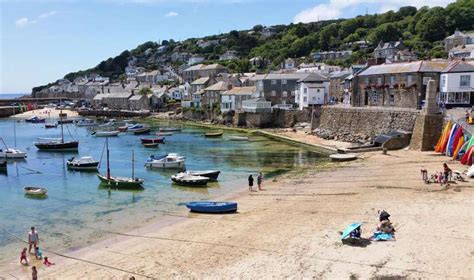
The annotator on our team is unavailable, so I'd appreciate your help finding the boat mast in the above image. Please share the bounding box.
[132,149,135,180]
[60,98,64,143]
[13,107,16,148]
[106,137,110,179]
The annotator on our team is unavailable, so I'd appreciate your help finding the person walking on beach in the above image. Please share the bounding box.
[28,227,39,254]
[20,248,28,265]
[32,266,38,280]
[257,172,264,191]
[248,174,254,191]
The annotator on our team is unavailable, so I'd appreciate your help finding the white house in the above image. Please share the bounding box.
[219,50,238,61]
[295,73,330,110]
[221,86,256,113]
[439,61,474,107]
[188,55,205,66]
[449,44,474,60]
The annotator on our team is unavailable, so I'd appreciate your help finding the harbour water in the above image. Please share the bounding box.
[0,118,327,267]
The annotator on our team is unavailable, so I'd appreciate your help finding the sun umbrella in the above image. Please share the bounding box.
[340,222,363,240]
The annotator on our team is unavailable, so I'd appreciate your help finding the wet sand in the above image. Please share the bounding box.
[2,144,473,278]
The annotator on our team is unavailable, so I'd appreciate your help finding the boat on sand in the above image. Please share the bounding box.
[185,201,237,213]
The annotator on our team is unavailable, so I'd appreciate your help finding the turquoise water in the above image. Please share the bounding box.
[0,118,327,267]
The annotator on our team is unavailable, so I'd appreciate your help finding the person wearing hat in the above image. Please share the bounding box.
[377,210,395,234]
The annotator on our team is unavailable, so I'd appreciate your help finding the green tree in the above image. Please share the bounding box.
[415,7,447,42]
[139,87,153,95]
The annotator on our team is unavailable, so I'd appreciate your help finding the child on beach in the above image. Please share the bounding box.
[32,266,38,280]
[43,256,55,267]
[34,246,43,260]
[20,248,28,265]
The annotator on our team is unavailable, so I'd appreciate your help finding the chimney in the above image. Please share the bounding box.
[454,28,460,36]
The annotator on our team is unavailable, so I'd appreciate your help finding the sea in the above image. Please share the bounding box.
[0,93,27,100]
[0,118,328,268]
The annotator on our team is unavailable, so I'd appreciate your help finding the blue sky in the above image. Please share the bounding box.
[0,0,454,93]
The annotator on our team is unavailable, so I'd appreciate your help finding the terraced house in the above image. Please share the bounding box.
[256,73,307,106]
[353,60,450,109]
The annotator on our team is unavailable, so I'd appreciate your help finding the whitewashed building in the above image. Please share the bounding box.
[295,73,330,110]
[221,86,256,113]
[439,61,474,107]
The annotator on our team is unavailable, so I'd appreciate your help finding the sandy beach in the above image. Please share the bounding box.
[2,141,472,279]
[11,108,79,119]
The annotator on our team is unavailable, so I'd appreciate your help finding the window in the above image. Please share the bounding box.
[365,77,369,84]
[271,90,276,97]
[377,77,382,84]
[407,74,413,85]
[303,88,308,94]
[390,75,395,85]
[441,75,446,87]
[291,91,295,96]
[303,97,307,102]
[271,80,277,85]
[389,94,395,105]
[316,89,320,93]
[282,79,287,84]
[460,75,471,87]
[282,91,288,97]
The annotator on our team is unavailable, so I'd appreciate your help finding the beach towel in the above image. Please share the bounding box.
[372,232,394,241]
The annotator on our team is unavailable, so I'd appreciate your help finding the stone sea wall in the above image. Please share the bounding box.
[315,106,420,143]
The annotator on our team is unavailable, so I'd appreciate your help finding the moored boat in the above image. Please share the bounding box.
[159,127,181,132]
[45,123,58,129]
[132,128,151,135]
[66,156,99,171]
[76,119,96,127]
[228,136,249,141]
[184,170,220,180]
[141,137,165,144]
[185,201,238,213]
[171,173,209,186]
[117,126,128,132]
[145,153,185,169]
[35,139,79,151]
[57,119,75,125]
[24,186,48,196]
[156,132,173,136]
[25,116,45,123]
[143,143,159,148]
[204,132,223,137]
[0,148,27,159]
[92,131,120,137]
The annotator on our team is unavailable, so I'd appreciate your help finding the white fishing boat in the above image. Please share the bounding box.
[145,153,186,169]
[92,131,120,137]
[66,156,99,171]
[24,186,48,196]
[228,136,249,141]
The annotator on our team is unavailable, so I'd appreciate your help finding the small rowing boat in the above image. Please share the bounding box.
[92,131,120,137]
[143,143,159,148]
[141,137,165,144]
[204,132,223,137]
[156,132,173,136]
[132,128,151,135]
[25,116,45,123]
[159,127,181,132]
[186,201,237,213]
[24,186,48,196]
[228,136,249,141]
[44,123,57,129]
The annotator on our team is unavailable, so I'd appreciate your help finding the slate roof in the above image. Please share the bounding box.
[222,86,256,95]
[263,73,307,80]
[297,73,329,82]
[442,61,474,73]
[191,77,210,85]
[357,61,450,76]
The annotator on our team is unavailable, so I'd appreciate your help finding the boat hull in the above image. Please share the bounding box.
[204,132,223,137]
[146,161,185,169]
[24,187,48,196]
[186,170,220,180]
[171,177,208,186]
[141,137,165,144]
[132,128,151,135]
[35,141,79,151]
[67,161,99,171]
[97,174,144,189]
[186,201,237,213]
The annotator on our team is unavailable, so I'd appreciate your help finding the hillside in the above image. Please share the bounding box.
[33,0,474,92]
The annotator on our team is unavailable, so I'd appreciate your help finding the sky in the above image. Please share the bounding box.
[0,0,455,93]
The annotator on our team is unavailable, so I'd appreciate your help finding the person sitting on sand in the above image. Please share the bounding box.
[20,248,28,265]
[34,246,42,260]
[377,210,395,234]
[43,256,55,267]
[349,226,361,239]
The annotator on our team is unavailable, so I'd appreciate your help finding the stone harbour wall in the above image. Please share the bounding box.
[315,106,420,143]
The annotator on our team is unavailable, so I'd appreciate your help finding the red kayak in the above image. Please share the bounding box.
[141,137,165,144]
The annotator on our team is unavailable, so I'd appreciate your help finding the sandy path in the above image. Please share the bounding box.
[2,149,473,279]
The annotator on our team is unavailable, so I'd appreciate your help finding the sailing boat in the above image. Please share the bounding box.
[0,119,27,158]
[34,104,78,151]
[97,137,144,189]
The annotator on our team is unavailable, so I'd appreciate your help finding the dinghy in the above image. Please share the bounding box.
[171,173,209,186]
[76,119,96,127]
[186,201,237,213]
[24,186,48,196]
[25,116,45,123]
[228,136,249,141]
[204,132,223,137]
[92,131,119,137]
[156,132,173,136]
[184,170,220,180]
[132,128,151,135]
[44,123,58,129]
[141,137,165,144]
[66,156,99,171]
[143,143,159,148]
[159,127,181,132]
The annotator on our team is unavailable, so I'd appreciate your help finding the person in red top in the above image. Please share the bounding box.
[443,163,452,183]
[43,256,55,267]
[20,248,28,265]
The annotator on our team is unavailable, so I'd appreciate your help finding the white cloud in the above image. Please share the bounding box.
[15,17,33,28]
[165,11,178,17]
[294,0,455,23]
[39,11,58,19]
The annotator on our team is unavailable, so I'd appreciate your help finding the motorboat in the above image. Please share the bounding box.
[25,116,45,123]
[0,148,27,159]
[92,131,120,137]
[145,153,185,169]
[132,128,151,135]
[204,132,223,137]
[141,137,165,144]
[117,125,128,132]
[66,156,99,171]
[185,201,238,213]
[57,119,74,125]
[24,186,48,196]
[44,123,58,129]
[127,124,145,132]
[76,119,96,127]
[159,127,181,132]
[228,136,249,141]
[171,173,209,186]
[184,170,220,180]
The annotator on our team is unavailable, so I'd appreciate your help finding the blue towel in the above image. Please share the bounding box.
[372,232,394,241]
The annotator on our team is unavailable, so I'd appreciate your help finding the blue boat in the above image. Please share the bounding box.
[186,201,237,213]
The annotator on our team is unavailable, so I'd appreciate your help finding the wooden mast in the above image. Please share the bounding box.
[106,137,111,179]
